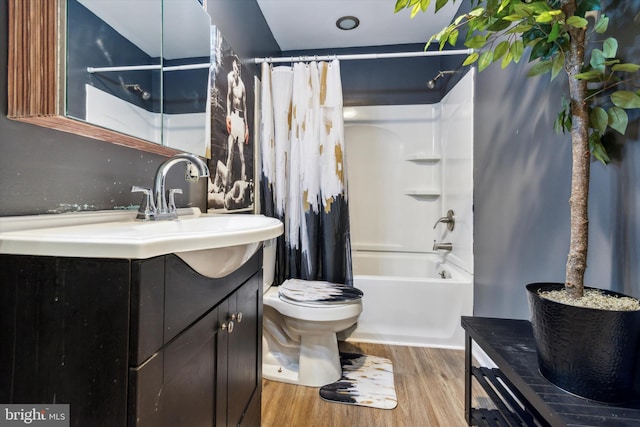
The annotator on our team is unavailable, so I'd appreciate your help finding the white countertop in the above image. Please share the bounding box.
[0,209,283,260]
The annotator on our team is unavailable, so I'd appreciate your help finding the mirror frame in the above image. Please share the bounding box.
[8,0,180,157]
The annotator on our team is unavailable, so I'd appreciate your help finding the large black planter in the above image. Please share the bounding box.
[526,282,640,404]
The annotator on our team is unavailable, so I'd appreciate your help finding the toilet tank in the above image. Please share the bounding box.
[262,238,276,292]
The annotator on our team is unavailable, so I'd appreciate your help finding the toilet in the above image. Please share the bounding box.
[262,239,363,387]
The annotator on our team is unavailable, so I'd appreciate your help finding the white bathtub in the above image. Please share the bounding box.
[345,252,473,349]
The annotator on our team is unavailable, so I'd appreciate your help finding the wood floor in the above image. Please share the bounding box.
[261,341,482,427]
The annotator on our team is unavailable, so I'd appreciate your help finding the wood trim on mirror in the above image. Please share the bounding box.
[7,0,180,157]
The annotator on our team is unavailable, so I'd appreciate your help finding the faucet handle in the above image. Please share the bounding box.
[168,188,183,213]
[131,186,156,220]
[432,209,455,231]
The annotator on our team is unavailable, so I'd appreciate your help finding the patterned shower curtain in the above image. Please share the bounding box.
[260,59,352,286]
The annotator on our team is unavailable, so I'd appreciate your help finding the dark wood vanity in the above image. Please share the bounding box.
[0,249,263,427]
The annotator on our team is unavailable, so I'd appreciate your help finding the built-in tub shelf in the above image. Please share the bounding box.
[404,189,440,198]
[405,153,441,162]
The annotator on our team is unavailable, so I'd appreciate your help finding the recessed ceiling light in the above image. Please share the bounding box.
[336,16,360,31]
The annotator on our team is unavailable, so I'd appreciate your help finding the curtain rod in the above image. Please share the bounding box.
[253,49,473,64]
[87,63,209,74]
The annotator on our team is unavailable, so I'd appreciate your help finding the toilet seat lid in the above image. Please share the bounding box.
[278,279,363,305]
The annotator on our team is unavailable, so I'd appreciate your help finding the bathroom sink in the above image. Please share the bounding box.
[0,209,283,278]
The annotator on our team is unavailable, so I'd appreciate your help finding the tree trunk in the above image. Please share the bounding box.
[562,0,589,299]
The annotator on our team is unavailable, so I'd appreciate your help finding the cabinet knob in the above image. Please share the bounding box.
[231,312,243,323]
[220,320,234,334]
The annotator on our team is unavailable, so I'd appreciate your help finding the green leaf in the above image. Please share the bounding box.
[468,7,485,18]
[529,39,553,62]
[453,14,466,25]
[594,15,609,33]
[548,22,560,42]
[502,14,524,22]
[589,107,608,134]
[410,3,422,18]
[589,49,605,72]
[501,51,513,69]
[527,59,553,77]
[506,24,533,34]
[554,99,570,134]
[497,0,510,14]
[535,13,553,24]
[493,41,510,62]
[566,16,588,28]
[394,0,410,13]
[511,40,524,63]
[478,50,494,72]
[425,33,437,50]
[603,38,618,59]
[589,132,611,165]
[465,35,488,49]
[435,0,448,13]
[574,69,603,81]
[607,107,628,135]
[611,91,640,109]
[528,2,553,13]
[439,31,450,50]
[611,63,640,73]
[487,19,512,32]
[462,52,479,66]
[512,3,530,17]
[551,53,564,80]
[448,29,459,47]
[420,0,431,13]
[554,113,565,134]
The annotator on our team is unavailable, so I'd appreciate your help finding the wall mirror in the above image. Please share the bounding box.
[8,0,212,157]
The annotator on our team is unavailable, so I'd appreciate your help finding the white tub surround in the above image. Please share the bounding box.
[343,71,475,349]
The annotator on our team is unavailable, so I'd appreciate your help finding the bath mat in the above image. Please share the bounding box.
[319,352,397,410]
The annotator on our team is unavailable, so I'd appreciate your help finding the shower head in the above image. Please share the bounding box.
[426,70,456,89]
[126,84,151,100]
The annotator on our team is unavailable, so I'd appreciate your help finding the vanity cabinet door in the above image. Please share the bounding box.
[129,249,263,427]
[130,305,223,427]
[226,270,262,427]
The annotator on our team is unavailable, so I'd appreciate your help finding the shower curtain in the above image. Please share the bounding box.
[260,59,352,286]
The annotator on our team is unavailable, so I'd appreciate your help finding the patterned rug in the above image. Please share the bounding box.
[319,352,398,410]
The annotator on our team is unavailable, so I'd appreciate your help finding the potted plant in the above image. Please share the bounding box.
[396,0,640,403]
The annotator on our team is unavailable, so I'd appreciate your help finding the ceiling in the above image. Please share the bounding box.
[256,0,462,51]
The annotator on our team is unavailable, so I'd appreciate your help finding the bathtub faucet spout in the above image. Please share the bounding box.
[433,241,453,251]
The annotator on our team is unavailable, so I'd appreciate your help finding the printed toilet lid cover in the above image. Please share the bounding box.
[279,279,363,305]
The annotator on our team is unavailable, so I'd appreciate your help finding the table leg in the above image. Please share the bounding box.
[465,331,472,425]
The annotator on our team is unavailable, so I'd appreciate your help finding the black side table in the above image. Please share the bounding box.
[462,316,640,427]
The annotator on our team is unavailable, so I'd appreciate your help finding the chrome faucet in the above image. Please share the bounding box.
[132,153,210,221]
[433,241,453,251]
